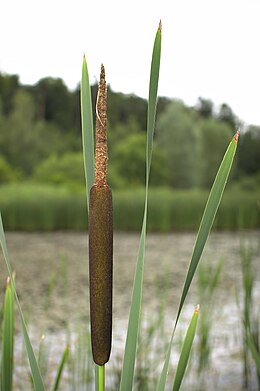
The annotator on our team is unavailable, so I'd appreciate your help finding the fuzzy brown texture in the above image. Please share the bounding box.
[89,185,113,365]
[94,64,108,187]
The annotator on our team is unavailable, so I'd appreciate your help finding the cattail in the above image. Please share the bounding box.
[89,64,113,366]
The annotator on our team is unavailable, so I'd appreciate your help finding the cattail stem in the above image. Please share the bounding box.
[89,65,113,366]
[98,365,105,390]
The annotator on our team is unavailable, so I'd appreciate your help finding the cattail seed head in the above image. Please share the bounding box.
[89,64,113,365]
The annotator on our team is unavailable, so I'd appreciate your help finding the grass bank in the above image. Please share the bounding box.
[0,183,259,231]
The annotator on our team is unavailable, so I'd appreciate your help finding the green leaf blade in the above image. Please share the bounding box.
[172,305,200,391]
[176,134,238,326]
[51,345,69,391]
[119,22,161,391]
[1,279,14,391]
[157,131,239,390]
[147,21,162,177]
[0,214,46,391]
[81,55,95,208]
[156,334,173,391]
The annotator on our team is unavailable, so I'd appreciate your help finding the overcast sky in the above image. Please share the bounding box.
[1,0,260,126]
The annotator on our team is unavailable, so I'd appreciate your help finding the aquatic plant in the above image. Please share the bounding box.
[0,21,239,391]
[1,277,14,390]
[81,21,239,391]
[239,243,260,388]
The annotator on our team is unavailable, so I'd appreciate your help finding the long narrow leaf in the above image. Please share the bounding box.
[51,345,69,391]
[0,214,46,391]
[119,21,161,391]
[146,20,162,181]
[176,130,239,325]
[246,330,260,377]
[172,305,199,391]
[156,333,174,391]
[81,55,95,209]
[1,277,14,391]
[157,130,239,390]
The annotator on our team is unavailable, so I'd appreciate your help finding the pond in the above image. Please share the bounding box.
[0,230,259,390]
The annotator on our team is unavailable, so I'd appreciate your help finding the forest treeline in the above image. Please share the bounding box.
[0,72,259,190]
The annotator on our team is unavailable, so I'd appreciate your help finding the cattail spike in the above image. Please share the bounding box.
[89,63,113,365]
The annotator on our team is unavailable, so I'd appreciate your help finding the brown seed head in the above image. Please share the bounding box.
[94,64,108,186]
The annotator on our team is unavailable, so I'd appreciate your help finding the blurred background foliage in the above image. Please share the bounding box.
[0,72,259,230]
[0,72,259,189]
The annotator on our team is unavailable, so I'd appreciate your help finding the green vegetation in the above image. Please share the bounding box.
[0,20,259,391]
[0,56,259,195]
[0,183,258,231]
[80,22,239,391]
[1,66,259,233]
[196,257,224,380]
[0,241,259,390]
[239,243,260,389]
[1,277,14,390]
[0,48,259,233]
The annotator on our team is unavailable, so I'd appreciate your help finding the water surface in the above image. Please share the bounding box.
[0,231,259,390]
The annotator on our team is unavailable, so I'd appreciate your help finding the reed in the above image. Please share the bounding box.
[1,184,258,231]
[196,257,223,379]
[239,243,260,388]
[1,277,14,391]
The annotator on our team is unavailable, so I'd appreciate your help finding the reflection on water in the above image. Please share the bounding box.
[0,230,259,390]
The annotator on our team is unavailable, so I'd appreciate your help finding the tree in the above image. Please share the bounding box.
[0,73,19,115]
[237,126,260,176]
[33,152,85,188]
[156,100,201,188]
[199,119,233,187]
[108,116,142,152]
[32,77,75,131]
[108,133,166,188]
[0,155,19,183]
[196,97,214,118]
[107,87,147,131]
[218,103,237,129]
[0,90,73,175]
[0,90,36,174]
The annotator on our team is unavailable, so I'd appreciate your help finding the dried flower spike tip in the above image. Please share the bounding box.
[95,64,108,186]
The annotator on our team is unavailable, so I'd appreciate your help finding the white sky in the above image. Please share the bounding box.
[1,0,260,126]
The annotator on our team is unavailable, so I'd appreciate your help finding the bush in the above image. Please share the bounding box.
[33,152,85,190]
[0,155,19,183]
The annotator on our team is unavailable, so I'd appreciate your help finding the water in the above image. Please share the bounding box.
[0,230,259,390]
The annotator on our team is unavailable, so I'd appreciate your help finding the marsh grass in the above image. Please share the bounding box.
[239,243,260,389]
[0,241,258,390]
[196,258,223,380]
[0,184,258,231]
[1,277,14,390]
